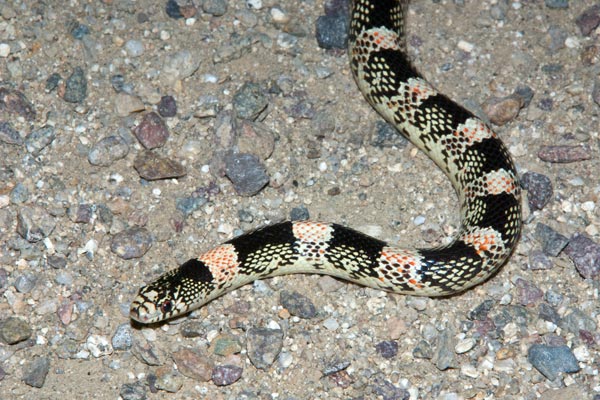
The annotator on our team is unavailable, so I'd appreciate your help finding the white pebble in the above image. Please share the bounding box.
[413,215,426,226]
[318,161,327,172]
[125,39,144,57]
[455,338,476,354]
[0,43,10,58]
[581,201,595,211]
[278,351,293,368]
[573,345,590,362]
[246,0,262,9]
[267,320,281,330]
[460,364,479,378]
[565,36,580,49]
[323,317,339,331]
[270,8,289,24]
[160,30,171,41]
[201,164,210,173]
[206,329,219,343]
[152,188,161,197]
[185,18,196,26]
[457,40,474,53]
[86,334,113,358]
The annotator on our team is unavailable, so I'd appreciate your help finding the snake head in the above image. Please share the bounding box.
[130,259,215,324]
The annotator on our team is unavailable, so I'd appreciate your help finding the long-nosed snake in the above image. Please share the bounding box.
[130,0,522,324]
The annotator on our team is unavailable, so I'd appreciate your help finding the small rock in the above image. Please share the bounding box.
[232,82,268,120]
[203,0,228,16]
[375,340,398,359]
[315,13,349,50]
[0,121,23,145]
[15,273,36,293]
[0,87,36,120]
[211,335,242,356]
[515,278,544,307]
[25,125,55,155]
[455,338,476,354]
[112,323,134,350]
[538,145,591,163]
[521,172,553,211]
[482,94,523,126]
[153,366,184,393]
[172,348,213,381]
[46,73,62,92]
[576,4,600,36]
[280,290,317,319]
[561,308,597,334]
[0,317,32,344]
[157,95,177,118]
[564,234,600,279]
[162,50,200,86]
[435,329,457,370]
[23,356,50,388]
[211,365,243,386]
[125,39,144,57]
[63,66,87,103]
[527,250,553,270]
[17,206,56,242]
[246,327,283,370]
[534,223,569,257]
[86,334,113,357]
[120,381,147,400]
[110,227,153,259]
[133,112,169,149]
[88,135,129,166]
[132,341,166,366]
[224,152,269,196]
[133,151,186,181]
[527,344,579,380]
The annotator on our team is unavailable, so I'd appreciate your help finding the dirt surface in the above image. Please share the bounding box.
[1,0,599,399]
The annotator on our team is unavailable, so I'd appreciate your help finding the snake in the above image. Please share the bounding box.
[130,0,522,324]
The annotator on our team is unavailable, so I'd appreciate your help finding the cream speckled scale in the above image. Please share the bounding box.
[130,0,522,324]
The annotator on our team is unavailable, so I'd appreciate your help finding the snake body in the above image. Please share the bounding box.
[130,0,522,324]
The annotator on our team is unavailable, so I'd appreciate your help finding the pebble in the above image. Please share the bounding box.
[246,327,283,370]
[0,317,32,344]
[482,94,523,126]
[86,334,113,357]
[25,125,55,155]
[279,290,317,319]
[10,182,28,204]
[161,50,200,86]
[125,39,144,57]
[172,348,213,381]
[454,338,476,354]
[110,227,153,259]
[131,341,165,366]
[22,356,50,388]
[17,206,56,242]
[534,223,569,257]
[114,92,146,116]
[236,120,275,161]
[561,308,597,334]
[521,171,553,211]
[133,151,186,181]
[15,273,36,293]
[224,152,269,196]
[564,234,600,279]
[157,95,177,118]
[538,145,591,163]
[0,121,23,145]
[0,87,36,120]
[0,43,9,57]
[203,0,228,16]
[232,82,268,120]
[120,381,147,400]
[315,13,348,50]
[211,335,242,356]
[375,340,399,359]
[112,323,133,350]
[88,135,129,166]
[527,250,553,270]
[527,344,579,380]
[290,205,310,221]
[153,366,184,393]
[576,5,600,36]
[63,66,87,103]
[322,318,339,331]
[371,375,410,400]
[212,365,243,386]
[435,329,457,371]
[514,278,544,307]
[132,112,169,149]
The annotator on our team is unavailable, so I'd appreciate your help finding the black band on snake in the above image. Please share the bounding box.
[130,0,522,324]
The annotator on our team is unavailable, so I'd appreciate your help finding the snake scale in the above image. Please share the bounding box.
[130,0,522,324]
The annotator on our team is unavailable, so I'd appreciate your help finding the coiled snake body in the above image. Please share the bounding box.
[130,0,522,324]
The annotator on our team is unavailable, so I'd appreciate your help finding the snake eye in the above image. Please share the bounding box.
[160,299,173,314]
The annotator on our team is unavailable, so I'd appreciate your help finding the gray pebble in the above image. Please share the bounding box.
[322,360,350,376]
[576,5,600,36]
[10,183,29,204]
[0,121,23,145]
[521,172,553,211]
[63,66,87,103]
[110,227,153,259]
[527,250,553,270]
[538,303,561,325]
[372,374,410,400]
[246,327,283,370]
[232,82,268,121]
[375,340,398,359]
[125,39,144,57]
[176,195,208,216]
[413,340,433,359]
[315,13,348,50]
[25,125,55,155]
[237,209,254,223]
[15,273,36,293]
[22,356,51,388]
[46,73,62,92]
[224,153,269,196]
[88,135,129,166]
[47,255,67,269]
[290,206,309,221]
[203,0,228,16]
[435,329,457,371]
[545,0,568,9]
[280,290,317,319]
[561,308,597,334]
[534,223,569,257]
[112,323,133,350]
[564,234,600,279]
[16,206,56,242]
[0,317,32,344]
[371,120,407,148]
[120,381,147,400]
[527,344,579,380]
[211,365,243,386]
